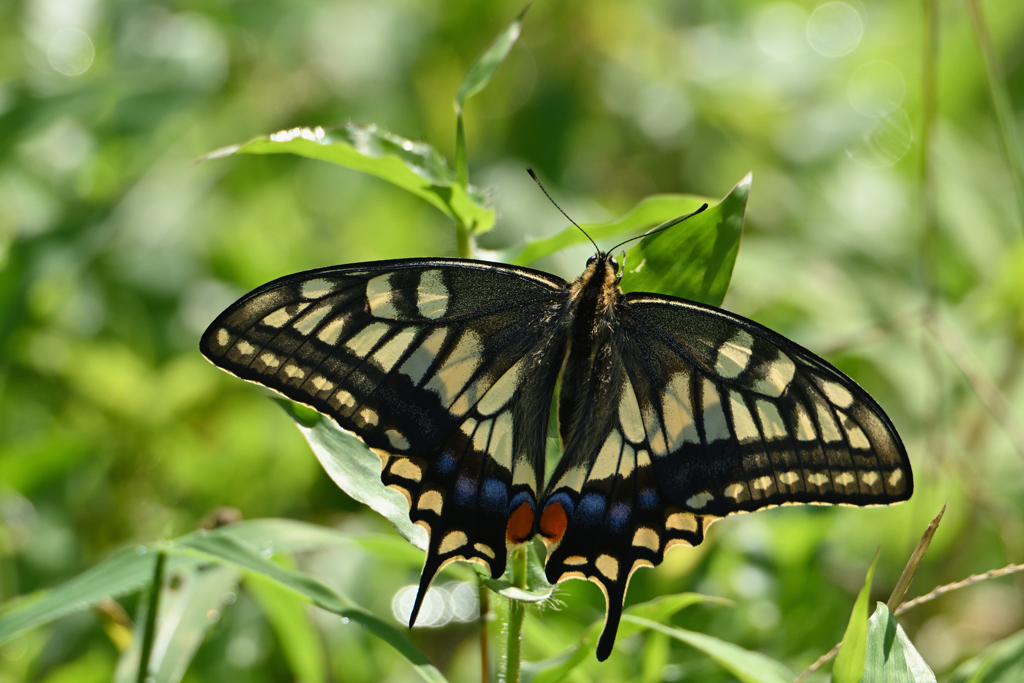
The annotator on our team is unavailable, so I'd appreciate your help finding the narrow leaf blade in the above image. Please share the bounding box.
[173,532,446,683]
[524,594,729,683]
[454,4,530,110]
[833,550,881,683]
[949,628,1024,683]
[0,548,200,645]
[623,616,794,683]
[115,564,240,683]
[248,567,327,683]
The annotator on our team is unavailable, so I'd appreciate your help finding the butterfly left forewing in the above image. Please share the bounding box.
[201,259,570,621]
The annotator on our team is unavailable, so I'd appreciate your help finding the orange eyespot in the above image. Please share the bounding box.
[506,501,535,545]
[539,501,568,543]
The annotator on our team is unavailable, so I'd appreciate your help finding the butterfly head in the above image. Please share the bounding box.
[583,252,622,289]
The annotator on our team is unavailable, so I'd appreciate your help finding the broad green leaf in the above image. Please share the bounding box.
[115,564,241,683]
[949,628,1024,683]
[509,194,711,266]
[0,547,201,645]
[248,565,326,683]
[863,603,936,682]
[833,551,880,683]
[523,593,729,683]
[276,400,428,550]
[454,4,530,112]
[175,532,446,683]
[623,616,794,683]
[621,172,751,306]
[202,123,495,234]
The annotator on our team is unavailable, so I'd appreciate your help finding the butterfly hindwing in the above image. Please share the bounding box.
[200,259,571,621]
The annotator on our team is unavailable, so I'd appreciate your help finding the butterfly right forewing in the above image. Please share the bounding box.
[621,295,911,517]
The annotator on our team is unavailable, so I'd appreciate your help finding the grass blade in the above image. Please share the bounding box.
[833,550,880,683]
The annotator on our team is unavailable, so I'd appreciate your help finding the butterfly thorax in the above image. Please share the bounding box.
[551,255,625,488]
[567,254,622,341]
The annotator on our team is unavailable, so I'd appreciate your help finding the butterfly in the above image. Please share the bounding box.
[200,206,912,661]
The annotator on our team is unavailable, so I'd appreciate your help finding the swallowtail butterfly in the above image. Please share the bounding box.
[200,208,912,660]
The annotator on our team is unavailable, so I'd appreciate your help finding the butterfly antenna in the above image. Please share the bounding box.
[527,168,601,254]
[608,202,709,253]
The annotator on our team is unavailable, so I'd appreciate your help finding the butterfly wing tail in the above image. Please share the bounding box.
[408,551,443,628]
[595,582,626,661]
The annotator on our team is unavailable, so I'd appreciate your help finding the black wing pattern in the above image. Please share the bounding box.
[538,293,911,660]
[200,259,570,623]
[202,254,912,663]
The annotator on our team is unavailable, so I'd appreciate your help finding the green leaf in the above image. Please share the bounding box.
[509,194,711,267]
[276,400,428,550]
[218,517,366,554]
[622,616,794,683]
[0,547,201,646]
[948,628,1024,683]
[175,532,446,683]
[863,603,937,682]
[202,123,495,234]
[523,593,729,683]
[0,524,444,683]
[454,3,530,112]
[0,518,362,646]
[115,564,241,683]
[621,172,751,306]
[247,564,326,683]
[833,550,880,683]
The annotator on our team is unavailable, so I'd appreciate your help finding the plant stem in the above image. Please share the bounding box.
[456,113,469,189]
[965,0,1024,233]
[479,575,490,683]
[456,220,474,259]
[502,546,528,683]
[137,551,166,683]
[919,0,939,296]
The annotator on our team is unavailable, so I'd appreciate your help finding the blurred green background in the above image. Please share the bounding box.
[1,0,1023,680]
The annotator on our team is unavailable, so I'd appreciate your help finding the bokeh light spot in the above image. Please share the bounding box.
[807,2,863,58]
[47,28,94,76]
[846,107,913,167]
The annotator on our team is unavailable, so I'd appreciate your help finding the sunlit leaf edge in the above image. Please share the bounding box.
[201,122,495,234]
[275,400,429,550]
